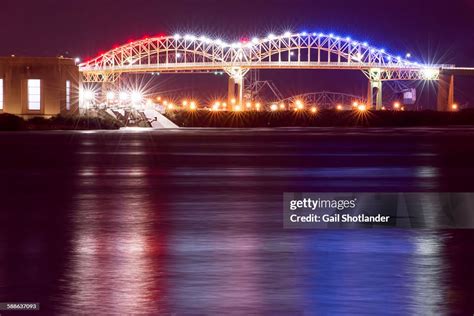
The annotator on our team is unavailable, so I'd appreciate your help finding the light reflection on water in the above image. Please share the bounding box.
[0,128,474,314]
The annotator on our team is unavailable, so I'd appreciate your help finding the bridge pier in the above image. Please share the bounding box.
[226,67,248,109]
[367,69,383,110]
[437,73,454,111]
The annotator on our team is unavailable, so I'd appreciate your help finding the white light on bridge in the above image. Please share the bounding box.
[119,91,129,101]
[284,31,292,37]
[106,91,115,101]
[270,104,278,111]
[131,91,143,103]
[357,104,367,111]
[421,68,439,80]
[83,90,95,101]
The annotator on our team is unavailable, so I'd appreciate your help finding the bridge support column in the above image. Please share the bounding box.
[367,69,383,110]
[437,73,454,111]
[225,67,249,109]
[228,76,236,105]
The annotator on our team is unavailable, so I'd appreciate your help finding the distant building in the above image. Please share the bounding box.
[0,57,79,118]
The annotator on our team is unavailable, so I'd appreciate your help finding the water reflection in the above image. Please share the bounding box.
[0,129,474,314]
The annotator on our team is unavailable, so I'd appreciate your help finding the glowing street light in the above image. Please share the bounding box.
[311,106,317,113]
[106,91,115,101]
[452,103,458,110]
[255,102,261,111]
[246,101,252,109]
[83,90,95,101]
[279,103,285,110]
[190,101,197,110]
[270,104,278,111]
[182,100,188,107]
[119,91,129,102]
[234,105,242,111]
[295,100,304,110]
[393,102,401,110]
[358,104,367,111]
[131,91,143,104]
[336,104,343,111]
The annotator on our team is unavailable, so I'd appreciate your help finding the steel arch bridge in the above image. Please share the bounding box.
[79,32,450,82]
[280,91,367,109]
[79,31,468,110]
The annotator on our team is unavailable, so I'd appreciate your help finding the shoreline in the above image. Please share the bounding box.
[2,109,474,130]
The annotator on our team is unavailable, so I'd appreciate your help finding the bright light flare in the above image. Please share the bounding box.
[336,104,343,111]
[189,101,197,110]
[357,104,367,111]
[452,103,458,110]
[83,90,95,101]
[131,91,143,103]
[421,68,439,80]
[106,91,115,101]
[393,102,401,109]
[119,91,129,101]
[270,104,278,111]
[311,106,317,113]
[295,100,304,110]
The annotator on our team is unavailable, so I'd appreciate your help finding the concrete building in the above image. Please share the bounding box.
[0,57,79,118]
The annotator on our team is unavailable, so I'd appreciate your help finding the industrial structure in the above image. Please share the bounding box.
[78,31,472,111]
[0,57,79,117]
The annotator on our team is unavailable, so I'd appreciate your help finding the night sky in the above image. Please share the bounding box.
[2,0,474,106]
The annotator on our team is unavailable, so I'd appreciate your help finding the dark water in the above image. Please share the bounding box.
[0,127,473,315]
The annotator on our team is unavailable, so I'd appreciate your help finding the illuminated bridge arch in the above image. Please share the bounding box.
[281,91,367,109]
[79,32,451,82]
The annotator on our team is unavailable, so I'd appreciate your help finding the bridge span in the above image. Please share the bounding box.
[79,31,474,111]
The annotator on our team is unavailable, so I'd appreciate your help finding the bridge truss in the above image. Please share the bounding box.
[80,32,449,82]
[79,31,463,110]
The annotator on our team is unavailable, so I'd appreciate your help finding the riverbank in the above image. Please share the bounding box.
[0,113,123,131]
[165,109,474,127]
